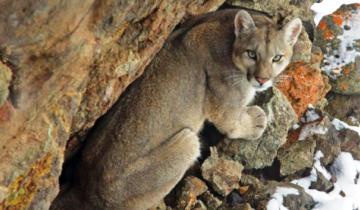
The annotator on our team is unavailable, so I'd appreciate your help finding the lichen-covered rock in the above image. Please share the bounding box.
[226,0,317,39]
[277,139,316,176]
[0,62,11,107]
[217,87,297,169]
[198,191,222,209]
[332,125,360,160]
[291,30,313,63]
[276,62,330,118]
[201,147,244,196]
[218,202,254,210]
[315,3,360,94]
[326,92,360,125]
[309,169,334,192]
[175,176,208,210]
[0,1,225,209]
[241,178,315,210]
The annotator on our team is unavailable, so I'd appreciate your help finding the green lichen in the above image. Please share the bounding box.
[0,153,52,210]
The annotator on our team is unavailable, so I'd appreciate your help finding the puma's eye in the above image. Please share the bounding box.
[246,50,257,60]
[273,55,283,62]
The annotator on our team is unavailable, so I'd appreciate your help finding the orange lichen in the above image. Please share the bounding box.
[338,81,349,91]
[318,19,335,40]
[0,153,53,210]
[276,62,330,118]
[331,15,343,27]
[342,66,351,76]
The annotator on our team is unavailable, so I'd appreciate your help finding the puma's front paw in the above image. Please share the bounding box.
[242,106,267,140]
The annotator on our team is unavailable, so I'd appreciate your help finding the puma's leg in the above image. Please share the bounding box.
[118,128,201,210]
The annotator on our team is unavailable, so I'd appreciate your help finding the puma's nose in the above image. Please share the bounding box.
[255,77,269,85]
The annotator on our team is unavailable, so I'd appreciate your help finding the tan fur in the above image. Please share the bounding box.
[50,9,301,210]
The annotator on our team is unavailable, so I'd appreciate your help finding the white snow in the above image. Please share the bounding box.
[266,187,299,210]
[298,108,327,140]
[311,0,360,76]
[301,107,320,123]
[290,152,360,210]
[311,0,360,25]
[298,122,328,140]
[322,10,360,76]
[332,118,360,135]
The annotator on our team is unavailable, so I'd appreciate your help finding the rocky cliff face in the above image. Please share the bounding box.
[1,0,360,209]
[0,1,224,209]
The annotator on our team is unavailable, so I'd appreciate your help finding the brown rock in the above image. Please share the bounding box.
[326,92,360,126]
[0,1,225,209]
[201,147,244,196]
[176,176,208,210]
[276,62,330,118]
[199,191,222,209]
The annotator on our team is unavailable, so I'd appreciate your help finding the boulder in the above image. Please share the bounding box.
[175,176,208,210]
[201,147,244,196]
[276,62,330,118]
[226,0,317,40]
[277,139,316,176]
[326,92,360,126]
[217,87,297,169]
[315,3,360,95]
[0,1,225,209]
[240,176,315,210]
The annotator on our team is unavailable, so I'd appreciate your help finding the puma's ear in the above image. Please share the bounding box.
[283,18,302,46]
[234,10,255,37]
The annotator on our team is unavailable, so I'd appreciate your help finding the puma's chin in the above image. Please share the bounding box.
[250,78,273,92]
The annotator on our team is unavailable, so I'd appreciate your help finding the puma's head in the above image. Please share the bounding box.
[232,10,302,91]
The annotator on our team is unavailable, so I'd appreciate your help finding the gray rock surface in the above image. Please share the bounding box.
[278,139,316,176]
[201,147,244,196]
[217,87,297,169]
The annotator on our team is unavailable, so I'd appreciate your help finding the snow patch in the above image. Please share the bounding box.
[320,6,360,76]
[311,0,360,25]
[332,118,360,135]
[291,151,360,210]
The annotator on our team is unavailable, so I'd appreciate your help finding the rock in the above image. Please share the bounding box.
[291,30,313,63]
[226,0,317,40]
[0,100,14,123]
[277,139,316,176]
[282,188,315,210]
[312,123,342,166]
[201,147,244,196]
[314,3,360,94]
[287,116,341,166]
[332,126,360,160]
[192,200,207,210]
[176,176,208,210]
[0,62,11,107]
[243,180,315,210]
[310,46,324,69]
[276,62,330,118]
[309,169,334,192]
[0,1,225,209]
[198,191,222,210]
[326,92,360,126]
[218,202,254,210]
[149,200,171,210]
[217,87,297,169]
